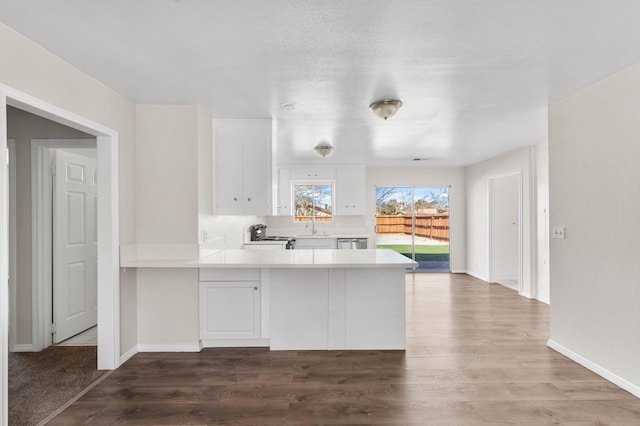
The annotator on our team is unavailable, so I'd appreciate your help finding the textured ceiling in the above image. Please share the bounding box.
[2,0,640,166]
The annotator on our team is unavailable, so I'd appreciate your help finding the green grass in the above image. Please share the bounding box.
[376,244,450,261]
[376,244,449,254]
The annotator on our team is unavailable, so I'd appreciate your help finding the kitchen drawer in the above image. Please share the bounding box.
[199,268,260,281]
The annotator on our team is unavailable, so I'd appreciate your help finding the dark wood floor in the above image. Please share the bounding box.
[49,273,640,425]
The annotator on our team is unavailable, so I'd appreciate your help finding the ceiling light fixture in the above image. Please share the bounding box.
[314,141,334,157]
[369,99,403,120]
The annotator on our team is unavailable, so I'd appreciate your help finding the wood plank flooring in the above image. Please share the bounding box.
[49,273,640,425]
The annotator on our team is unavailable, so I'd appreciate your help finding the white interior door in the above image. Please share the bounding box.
[490,173,520,290]
[53,149,97,343]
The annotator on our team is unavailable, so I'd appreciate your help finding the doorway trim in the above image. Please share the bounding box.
[487,170,523,295]
[1,94,7,425]
[0,84,120,377]
[31,140,97,350]
[7,140,19,353]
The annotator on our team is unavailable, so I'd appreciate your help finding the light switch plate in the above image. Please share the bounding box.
[552,226,566,239]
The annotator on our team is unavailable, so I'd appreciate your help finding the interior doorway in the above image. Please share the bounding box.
[375,186,451,272]
[488,172,522,291]
[9,120,97,350]
[1,85,120,373]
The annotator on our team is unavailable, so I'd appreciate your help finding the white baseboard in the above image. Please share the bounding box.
[465,270,488,282]
[450,269,466,274]
[119,345,138,365]
[201,338,270,348]
[10,344,34,352]
[495,274,518,282]
[547,339,640,398]
[137,343,201,353]
[520,290,534,299]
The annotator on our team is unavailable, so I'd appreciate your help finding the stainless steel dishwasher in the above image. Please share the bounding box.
[337,238,368,249]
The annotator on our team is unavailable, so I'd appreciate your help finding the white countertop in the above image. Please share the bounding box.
[293,234,368,239]
[121,248,416,269]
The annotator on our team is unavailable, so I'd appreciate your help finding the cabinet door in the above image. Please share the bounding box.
[277,168,292,216]
[291,167,335,180]
[270,269,329,350]
[242,121,272,215]
[335,167,365,215]
[215,119,272,215]
[199,281,261,339]
[216,122,245,215]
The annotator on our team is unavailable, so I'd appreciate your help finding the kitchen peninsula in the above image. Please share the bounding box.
[121,248,415,351]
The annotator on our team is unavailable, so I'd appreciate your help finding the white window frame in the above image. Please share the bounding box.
[292,180,335,223]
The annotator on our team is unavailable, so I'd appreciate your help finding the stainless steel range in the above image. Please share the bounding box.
[249,224,296,249]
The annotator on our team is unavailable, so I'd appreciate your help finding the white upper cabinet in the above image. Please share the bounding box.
[335,166,366,215]
[214,119,272,215]
[277,167,292,216]
[290,167,336,180]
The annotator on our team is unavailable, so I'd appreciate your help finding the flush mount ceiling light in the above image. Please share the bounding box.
[369,99,403,120]
[314,141,334,157]
[282,102,296,111]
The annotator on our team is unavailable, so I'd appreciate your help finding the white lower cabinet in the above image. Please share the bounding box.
[268,268,406,350]
[198,267,405,350]
[199,269,263,344]
[200,281,260,339]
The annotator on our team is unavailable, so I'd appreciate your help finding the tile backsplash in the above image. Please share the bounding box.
[198,215,371,252]
[264,215,368,237]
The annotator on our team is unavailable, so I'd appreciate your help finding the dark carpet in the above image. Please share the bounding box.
[8,346,106,426]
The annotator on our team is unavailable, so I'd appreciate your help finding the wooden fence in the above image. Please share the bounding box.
[376,214,450,242]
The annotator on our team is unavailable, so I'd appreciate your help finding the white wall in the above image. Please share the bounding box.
[136,269,199,350]
[465,146,537,297]
[365,167,466,272]
[0,19,138,357]
[135,105,199,244]
[198,108,213,218]
[549,63,640,393]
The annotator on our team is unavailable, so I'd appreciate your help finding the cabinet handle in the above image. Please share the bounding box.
[253,286,258,290]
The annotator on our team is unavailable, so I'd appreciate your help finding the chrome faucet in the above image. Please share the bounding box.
[305,217,317,235]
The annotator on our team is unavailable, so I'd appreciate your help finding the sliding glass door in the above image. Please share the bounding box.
[375,186,450,272]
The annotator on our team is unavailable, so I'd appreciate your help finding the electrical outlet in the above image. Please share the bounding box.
[552,226,566,239]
